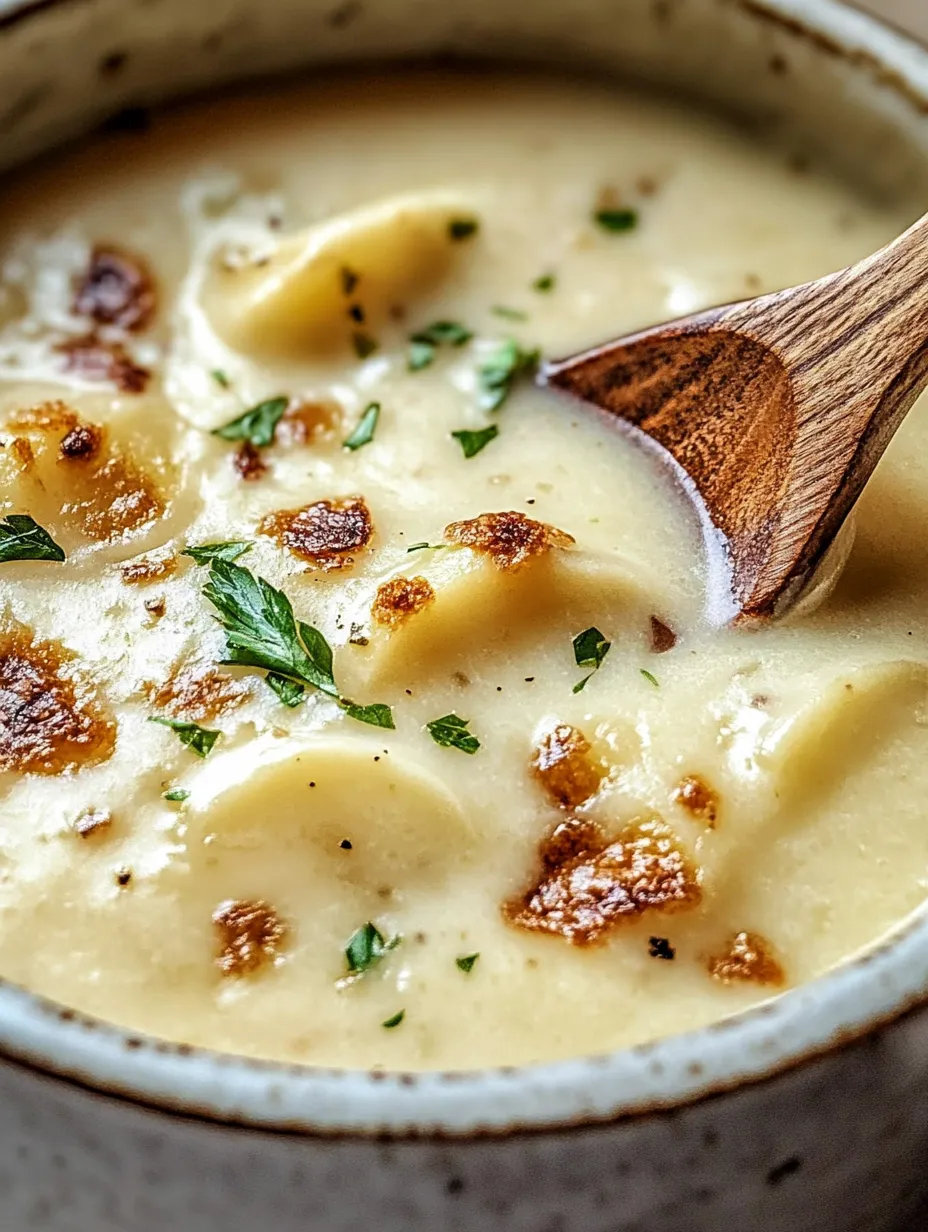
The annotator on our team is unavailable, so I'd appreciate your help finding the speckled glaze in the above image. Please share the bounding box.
[2,1,928,1229]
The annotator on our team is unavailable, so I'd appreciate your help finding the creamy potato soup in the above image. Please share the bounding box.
[0,69,924,1070]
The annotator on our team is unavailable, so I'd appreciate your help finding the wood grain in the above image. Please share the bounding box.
[543,212,928,620]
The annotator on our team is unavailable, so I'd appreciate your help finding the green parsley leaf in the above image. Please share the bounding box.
[408,339,436,372]
[408,320,473,372]
[426,713,480,755]
[572,673,594,695]
[341,266,359,295]
[182,541,252,565]
[211,368,231,389]
[532,273,556,293]
[477,339,540,412]
[573,626,611,670]
[491,305,528,321]
[448,217,479,241]
[382,1010,405,1029]
[456,953,480,974]
[266,672,305,708]
[339,700,395,729]
[212,396,289,448]
[202,559,338,697]
[451,425,499,458]
[594,207,639,233]
[640,668,660,688]
[406,541,446,553]
[162,788,190,802]
[149,716,221,759]
[352,330,378,359]
[345,921,399,975]
[0,515,65,565]
[343,402,380,451]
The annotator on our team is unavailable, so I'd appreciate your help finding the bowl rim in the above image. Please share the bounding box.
[1,0,928,1139]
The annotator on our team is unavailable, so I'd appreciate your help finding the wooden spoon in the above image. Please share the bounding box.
[541,212,928,622]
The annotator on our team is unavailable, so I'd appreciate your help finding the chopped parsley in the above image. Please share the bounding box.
[343,402,380,451]
[572,626,611,693]
[345,921,399,976]
[451,425,499,458]
[532,273,556,293]
[211,368,231,389]
[149,716,220,759]
[212,396,288,449]
[640,668,660,688]
[648,937,675,960]
[266,672,305,708]
[162,788,190,803]
[594,207,639,233]
[491,305,528,322]
[352,330,378,359]
[426,713,480,755]
[408,339,437,372]
[0,515,65,564]
[406,542,446,554]
[341,265,359,295]
[456,953,480,974]
[448,217,479,241]
[382,1010,405,1029]
[182,540,252,565]
[408,320,473,371]
[477,339,540,412]
[339,700,396,729]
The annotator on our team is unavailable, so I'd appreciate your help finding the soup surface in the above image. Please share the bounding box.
[0,69,924,1070]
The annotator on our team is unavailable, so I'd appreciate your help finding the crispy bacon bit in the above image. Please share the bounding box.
[371,575,435,629]
[532,724,603,809]
[506,815,701,946]
[274,399,341,447]
[120,551,177,585]
[650,615,677,653]
[8,400,79,434]
[708,931,785,987]
[213,899,287,976]
[259,496,373,570]
[74,808,112,838]
[59,421,103,460]
[232,441,267,482]
[7,438,35,472]
[673,774,719,828]
[73,244,156,332]
[58,335,151,394]
[146,661,248,722]
[143,596,166,619]
[444,511,574,571]
[0,627,116,775]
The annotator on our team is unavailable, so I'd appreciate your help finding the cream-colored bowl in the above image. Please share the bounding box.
[2,1,928,1229]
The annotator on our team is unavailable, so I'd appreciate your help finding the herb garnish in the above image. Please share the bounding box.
[451,425,499,458]
[648,936,675,960]
[491,305,528,322]
[211,368,231,389]
[343,402,380,451]
[382,1010,405,1029]
[594,207,639,233]
[448,217,479,241]
[202,560,392,726]
[0,515,65,564]
[266,672,305,708]
[352,330,378,359]
[345,921,400,976]
[456,953,480,974]
[640,668,660,688]
[212,396,288,448]
[572,626,611,694]
[149,716,221,759]
[408,320,473,371]
[478,339,540,412]
[182,541,252,565]
[426,713,480,754]
[341,266,359,295]
[532,273,556,293]
[163,788,190,802]
[406,542,446,554]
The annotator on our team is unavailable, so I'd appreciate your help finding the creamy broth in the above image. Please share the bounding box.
[0,70,924,1070]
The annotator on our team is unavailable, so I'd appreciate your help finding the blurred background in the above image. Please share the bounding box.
[863,0,927,36]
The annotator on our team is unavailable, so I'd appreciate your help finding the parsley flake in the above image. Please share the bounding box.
[149,716,221,759]
[163,788,190,802]
[266,672,305,708]
[426,713,480,755]
[182,541,252,565]
[478,339,540,412]
[339,700,395,729]
[448,217,479,241]
[408,320,473,372]
[451,425,499,458]
[212,396,288,448]
[406,542,446,554]
[211,368,231,389]
[456,953,480,974]
[343,402,380,451]
[532,273,556,293]
[341,265,359,295]
[640,668,660,688]
[594,207,639,233]
[491,305,528,322]
[382,1010,405,1029]
[572,626,611,694]
[0,515,65,564]
[352,330,378,359]
[345,921,399,976]
[408,339,436,372]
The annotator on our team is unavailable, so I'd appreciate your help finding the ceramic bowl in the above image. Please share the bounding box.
[1,2,928,1229]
